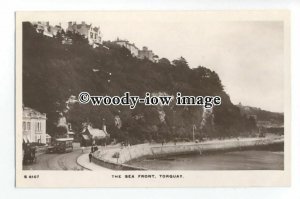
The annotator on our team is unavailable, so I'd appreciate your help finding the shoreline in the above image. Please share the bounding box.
[128,150,284,170]
[92,137,284,170]
[126,144,284,165]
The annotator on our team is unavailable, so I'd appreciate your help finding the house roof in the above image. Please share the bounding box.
[67,23,91,34]
[56,138,74,142]
[73,24,91,29]
[92,27,100,32]
[87,126,108,139]
[115,39,128,43]
[23,107,46,119]
[81,134,90,140]
[81,125,109,140]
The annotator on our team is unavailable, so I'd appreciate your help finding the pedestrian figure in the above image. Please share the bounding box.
[81,146,85,153]
[89,152,92,163]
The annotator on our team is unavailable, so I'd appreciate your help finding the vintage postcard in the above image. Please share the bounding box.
[16,11,290,187]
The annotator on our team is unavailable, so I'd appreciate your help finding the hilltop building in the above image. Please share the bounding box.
[114,38,139,57]
[23,106,48,144]
[138,46,156,62]
[67,21,102,47]
[114,39,158,62]
[31,21,159,60]
[32,21,63,38]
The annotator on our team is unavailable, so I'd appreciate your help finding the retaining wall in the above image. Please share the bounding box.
[92,137,284,170]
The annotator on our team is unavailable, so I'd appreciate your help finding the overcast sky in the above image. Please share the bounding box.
[53,16,284,112]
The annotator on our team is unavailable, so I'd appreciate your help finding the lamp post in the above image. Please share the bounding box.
[192,124,196,142]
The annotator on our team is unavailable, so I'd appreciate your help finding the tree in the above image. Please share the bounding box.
[158,57,171,65]
[22,23,262,143]
[172,57,189,68]
[56,125,68,138]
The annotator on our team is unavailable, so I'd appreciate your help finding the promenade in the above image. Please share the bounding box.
[77,153,111,171]
[89,136,284,170]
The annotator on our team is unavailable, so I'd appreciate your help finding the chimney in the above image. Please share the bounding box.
[68,21,72,28]
[82,21,85,25]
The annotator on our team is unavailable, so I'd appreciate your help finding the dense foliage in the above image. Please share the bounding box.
[23,22,259,143]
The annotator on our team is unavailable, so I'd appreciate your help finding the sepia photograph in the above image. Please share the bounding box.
[15,11,290,187]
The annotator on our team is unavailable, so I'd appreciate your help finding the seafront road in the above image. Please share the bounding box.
[23,143,112,170]
[23,148,85,170]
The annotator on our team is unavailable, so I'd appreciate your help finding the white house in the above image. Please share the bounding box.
[115,38,139,57]
[82,124,109,140]
[67,21,102,47]
[88,26,102,47]
[23,107,47,144]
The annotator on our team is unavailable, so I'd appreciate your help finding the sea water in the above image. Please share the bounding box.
[128,150,284,170]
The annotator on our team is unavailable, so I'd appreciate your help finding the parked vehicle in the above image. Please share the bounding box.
[23,144,36,164]
[46,145,56,153]
[47,138,74,153]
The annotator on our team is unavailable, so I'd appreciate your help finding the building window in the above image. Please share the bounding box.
[27,122,30,130]
[23,122,26,131]
[36,122,41,132]
[36,135,41,143]
[90,32,93,38]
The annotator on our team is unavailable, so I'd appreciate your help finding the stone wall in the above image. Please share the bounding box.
[93,137,284,170]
